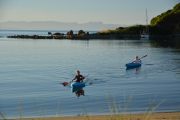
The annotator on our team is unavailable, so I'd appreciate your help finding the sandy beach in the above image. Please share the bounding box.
[14,112,180,120]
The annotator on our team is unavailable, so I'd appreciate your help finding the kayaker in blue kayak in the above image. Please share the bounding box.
[72,70,85,82]
[133,56,141,63]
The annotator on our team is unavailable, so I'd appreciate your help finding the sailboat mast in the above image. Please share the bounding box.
[146,8,148,25]
[145,8,149,34]
[140,8,150,40]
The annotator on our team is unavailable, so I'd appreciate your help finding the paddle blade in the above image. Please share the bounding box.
[144,55,148,57]
[61,82,69,86]
[140,55,147,59]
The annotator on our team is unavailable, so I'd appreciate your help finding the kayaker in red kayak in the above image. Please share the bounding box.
[133,56,141,63]
[72,70,85,82]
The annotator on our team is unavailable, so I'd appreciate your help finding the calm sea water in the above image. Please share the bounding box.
[0,37,180,118]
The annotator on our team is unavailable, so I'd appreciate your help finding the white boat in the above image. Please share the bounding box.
[140,9,149,40]
[141,33,149,40]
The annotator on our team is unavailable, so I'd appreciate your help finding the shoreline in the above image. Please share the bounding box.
[11,111,180,120]
[6,34,141,40]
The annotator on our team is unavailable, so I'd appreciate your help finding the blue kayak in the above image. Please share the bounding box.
[71,82,85,92]
[126,62,141,69]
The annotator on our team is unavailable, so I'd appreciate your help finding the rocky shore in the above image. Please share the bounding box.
[7,29,141,40]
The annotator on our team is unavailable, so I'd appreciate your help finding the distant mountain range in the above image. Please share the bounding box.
[0,21,125,31]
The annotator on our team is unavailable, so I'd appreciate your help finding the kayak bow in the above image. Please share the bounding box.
[71,82,85,88]
[71,82,85,92]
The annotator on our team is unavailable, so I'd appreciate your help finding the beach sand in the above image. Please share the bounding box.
[16,112,180,120]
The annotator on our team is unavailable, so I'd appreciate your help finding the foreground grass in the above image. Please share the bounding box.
[12,112,180,120]
[1,96,180,120]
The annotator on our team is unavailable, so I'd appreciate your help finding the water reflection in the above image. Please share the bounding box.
[70,78,95,98]
[126,67,141,74]
[71,87,85,98]
[75,88,85,97]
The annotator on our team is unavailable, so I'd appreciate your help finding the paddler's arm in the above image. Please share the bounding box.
[132,59,136,63]
[81,75,85,80]
[72,76,77,82]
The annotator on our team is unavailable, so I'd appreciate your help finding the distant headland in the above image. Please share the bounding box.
[7,3,180,48]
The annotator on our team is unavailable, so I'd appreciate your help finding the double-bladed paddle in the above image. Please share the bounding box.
[61,75,88,87]
[61,80,73,87]
[131,55,147,63]
[140,55,148,59]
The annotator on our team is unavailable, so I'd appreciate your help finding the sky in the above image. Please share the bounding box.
[0,0,179,25]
